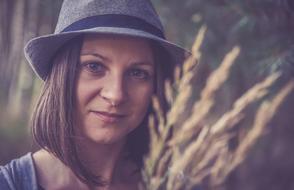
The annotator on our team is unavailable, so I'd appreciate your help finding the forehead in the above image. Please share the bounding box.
[81,34,154,59]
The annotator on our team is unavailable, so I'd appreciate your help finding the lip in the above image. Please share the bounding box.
[91,111,126,123]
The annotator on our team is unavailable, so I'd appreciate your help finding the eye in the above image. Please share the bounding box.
[128,68,151,80]
[81,62,105,74]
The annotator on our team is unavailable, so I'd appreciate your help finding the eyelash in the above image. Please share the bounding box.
[81,61,105,74]
[80,61,152,80]
[128,68,151,80]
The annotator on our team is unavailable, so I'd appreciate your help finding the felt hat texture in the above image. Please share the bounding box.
[24,0,190,80]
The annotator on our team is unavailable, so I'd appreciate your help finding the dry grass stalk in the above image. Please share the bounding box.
[141,26,293,190]
[141,27,207,190]
[183,25,207,74]
[228,80,294,171]
[171,46,240,146]
[210,72,280,135]
[209,80,294,187]
[166,26,207,128]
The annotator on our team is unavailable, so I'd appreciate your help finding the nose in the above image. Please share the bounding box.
[100,74,127,106]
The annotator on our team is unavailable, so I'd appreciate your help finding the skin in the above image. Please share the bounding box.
[33,34,155,190]
[76,34,154,145]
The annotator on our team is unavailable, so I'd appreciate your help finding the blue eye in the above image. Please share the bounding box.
[82,62,105,74]
[128,69,151,80]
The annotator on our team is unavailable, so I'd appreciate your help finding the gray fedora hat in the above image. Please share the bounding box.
[24,0,190,80]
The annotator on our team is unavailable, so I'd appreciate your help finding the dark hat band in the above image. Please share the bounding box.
[61,14,165,39]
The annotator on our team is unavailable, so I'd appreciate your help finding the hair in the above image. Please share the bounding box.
[31,34,175,187]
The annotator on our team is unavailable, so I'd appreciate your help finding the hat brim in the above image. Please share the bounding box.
[24,27,190,80]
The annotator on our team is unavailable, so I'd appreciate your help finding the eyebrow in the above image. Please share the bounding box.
[80,52,154,66]
[80,52,109,61]
[131,61,154,66]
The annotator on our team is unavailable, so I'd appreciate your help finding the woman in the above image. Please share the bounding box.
[0,0,188,189]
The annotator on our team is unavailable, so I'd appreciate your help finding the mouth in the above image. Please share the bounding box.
[91,111,126,123]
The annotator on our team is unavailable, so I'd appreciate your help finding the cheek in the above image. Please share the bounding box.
[75,78,100,110]
[75,79,90,127]
[75,84,88,114]
[129,83,154,115]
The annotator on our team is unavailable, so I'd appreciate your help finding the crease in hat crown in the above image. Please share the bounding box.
[55,0,164,34]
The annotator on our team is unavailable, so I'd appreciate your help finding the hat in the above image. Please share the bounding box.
[24,0,190,80]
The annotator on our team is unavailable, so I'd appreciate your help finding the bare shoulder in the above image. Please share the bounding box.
[32,149,58,189]
[33,149,87,190]
[32,149,52,180]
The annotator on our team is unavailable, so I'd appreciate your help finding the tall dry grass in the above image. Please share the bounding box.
[140,26,294,190]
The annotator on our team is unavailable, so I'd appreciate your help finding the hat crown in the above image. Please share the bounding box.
[55,0,164,34]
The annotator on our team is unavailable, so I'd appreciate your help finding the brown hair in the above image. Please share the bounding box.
[31,35,174,187]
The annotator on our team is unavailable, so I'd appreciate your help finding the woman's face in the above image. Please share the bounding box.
[75,34,155,145]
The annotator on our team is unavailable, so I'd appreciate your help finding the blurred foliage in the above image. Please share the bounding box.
[152,0,294,189]
[0,0,63,164]
[0,115,31,165]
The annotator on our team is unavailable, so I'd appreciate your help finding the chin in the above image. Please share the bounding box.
[78,117,140,145]
[83,128,130,146]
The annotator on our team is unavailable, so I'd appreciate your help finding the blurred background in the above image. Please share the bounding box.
[1,0,294,189]
[0,0,63,164]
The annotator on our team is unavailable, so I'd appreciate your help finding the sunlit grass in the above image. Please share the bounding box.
[140,26,294,190]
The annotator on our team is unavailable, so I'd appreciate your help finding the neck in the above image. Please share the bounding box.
[77,138,129,184]
[33,140,140,189]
